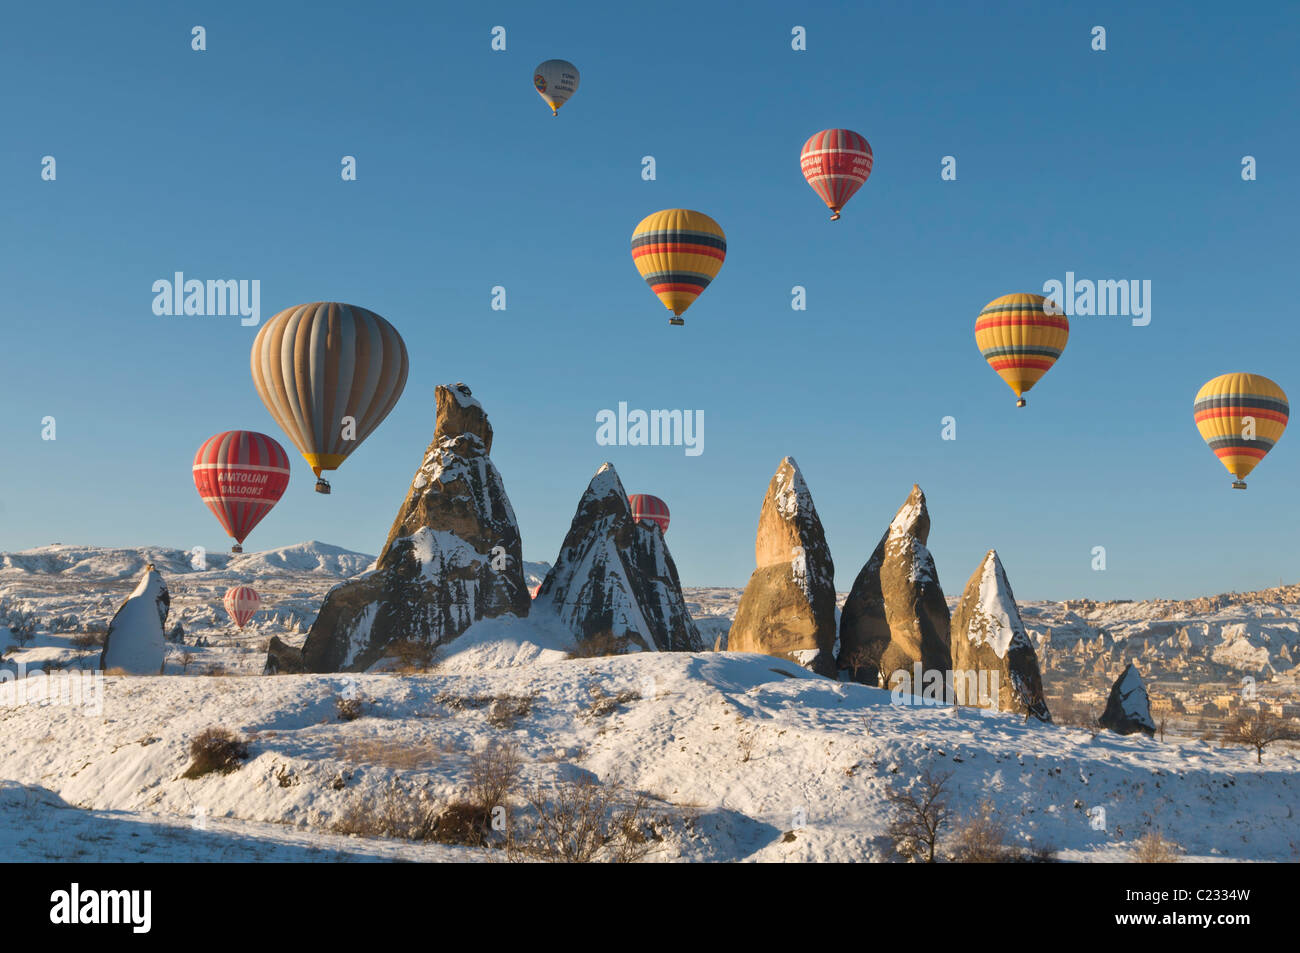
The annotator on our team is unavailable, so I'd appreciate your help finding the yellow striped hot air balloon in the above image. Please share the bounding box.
[975,293,1069,406]
[251,302,409,494]
[1193,373,1288,489]
[630,209,726,326]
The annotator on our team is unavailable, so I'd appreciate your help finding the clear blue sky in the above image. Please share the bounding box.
[2,1,1298,601]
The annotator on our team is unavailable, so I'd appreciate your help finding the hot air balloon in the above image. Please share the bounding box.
[800,129,873,221]
[630,209,726,326]
[192,431,290,553]
[533,59,579,116]
[975,293,1069,407]
[1194,373,1288,489]
[628,494,670,534]
[223,585,261,629]
[251,302,409,494]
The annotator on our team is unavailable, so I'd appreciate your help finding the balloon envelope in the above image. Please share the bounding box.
[223,585,261,629]
[630,209,726,323]
[193,431,290,547]
[251,302,409,481]
[1193,372,1288,487]
[534,59,579,115]
[800,129,873,220]
[628,494,670,534]
[975,293,1069,405]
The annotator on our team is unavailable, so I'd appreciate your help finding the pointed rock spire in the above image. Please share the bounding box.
[728,457,837,675]
[838,485,951,685]
[1099,663,1156,736]
[951,550,1051,722]
[100,565,170,674]
[534,463,702,653]
[297,384,529,672]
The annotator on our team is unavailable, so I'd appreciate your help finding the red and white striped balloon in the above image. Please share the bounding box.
[193,431,291,552]
[628,494,670,534]
[223,585,261,629]
[799,128,873,221]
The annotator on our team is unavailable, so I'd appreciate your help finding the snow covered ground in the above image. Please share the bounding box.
[1,542,1297,862]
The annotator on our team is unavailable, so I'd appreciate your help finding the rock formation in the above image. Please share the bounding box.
[950,550,1052,722]
[100,564,169,674]
[533,463,702,653]
[263,636,305,675]
[297,383,530,672]
[838,485,951,686]
[1099,663,1156,736]
[727,457,837,675]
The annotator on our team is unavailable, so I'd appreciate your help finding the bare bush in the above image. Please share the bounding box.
[386,638,438,673]
[586,685,641,718]
[336,696,365,721]
[70,631,106,650]
[336,738,444,770]
[1132,831,1183,863]
[886,767,952,863]
[1225,707,1299,764]
[509,778,656,863]
[567,630,637,659]
[0,599,40,646]
[182,727,250,779]
[468,740,522,816]
[332,782,439,840]
[949,798,1027,862]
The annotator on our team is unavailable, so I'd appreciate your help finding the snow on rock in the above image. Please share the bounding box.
[838,484,951,685]
[727,457,837,676]
[297,384,530,672]
[951,550,1051,722]
[100,565,169,675]
[532,463,702,653]
[1099,663,1157,736]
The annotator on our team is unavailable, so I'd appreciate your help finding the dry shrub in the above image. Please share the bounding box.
[336,696,365,721]
[1132,831,1183,863]
[336,737,444,770]
[70,632,105,650]
[387,638,439,673]
[182,727,250,779]
[586,685,641,719]
[949,799,1013,862]
[438,692,533,728]
[332,782,439,840]
[468,740,522,814]
[509,778,656,863]
[567,630,637,659]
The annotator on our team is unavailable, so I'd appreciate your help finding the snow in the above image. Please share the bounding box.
[967,552,1030,659]
[774,457,813,521]
[0,651,1294,861]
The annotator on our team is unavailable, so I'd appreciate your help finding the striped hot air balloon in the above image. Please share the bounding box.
[1193,373,1288,489]
[800,129,873,221]
[628,494,670,534]
[975,293,1069,407]
[192,432,291,553]
[251,302,409,494]
[630,209,726,326]
[533,59,579,116]
[223,585,261,629]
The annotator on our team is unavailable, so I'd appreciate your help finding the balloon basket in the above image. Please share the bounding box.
[315,478,332,495]
[1016,398,1026,408]
[1232,481,1247,490]
[230,544,243,554]
[669,317,684,326]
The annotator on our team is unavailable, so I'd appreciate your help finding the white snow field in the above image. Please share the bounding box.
[1,542,1297,862]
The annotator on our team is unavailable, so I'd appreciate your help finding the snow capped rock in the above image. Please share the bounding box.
[99,565,169,675]
[838,485,951,685]
[1099,663,1157,736]
[950,550,1051,722]
[532,463,702,653]
[298,384,530,672]
[728,457,837,675]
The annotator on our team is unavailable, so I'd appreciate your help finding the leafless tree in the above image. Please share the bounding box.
[1225,707,1299,764]
[885,766,952,863]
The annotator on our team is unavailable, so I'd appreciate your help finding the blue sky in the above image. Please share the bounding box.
[2,1,1298,600]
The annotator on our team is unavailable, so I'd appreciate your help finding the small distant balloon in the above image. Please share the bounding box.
[224,585,261,629]
[534,59,579,116]
[629,494,670,534]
